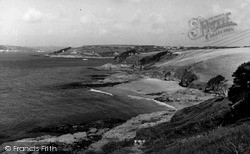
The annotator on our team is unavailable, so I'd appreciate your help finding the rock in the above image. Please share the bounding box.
[13,132,87,145]
[88,110,175,152]
[95,128,110,136]
[73,132,87,140]
[89,128,97,133]
[96,63,132,71]
[154,89,214,107]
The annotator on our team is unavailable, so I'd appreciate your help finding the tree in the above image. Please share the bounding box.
[223,61,250,124]
[205,75,228,97]
[228,61,250,105]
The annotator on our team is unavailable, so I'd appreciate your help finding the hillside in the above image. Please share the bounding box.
[48,45,131,58]
[102,47,250,89]
[84,49,250,153]
[103,98,250,154]
[155,47,250,83]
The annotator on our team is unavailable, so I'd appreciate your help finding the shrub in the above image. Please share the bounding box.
[179,71,198,87]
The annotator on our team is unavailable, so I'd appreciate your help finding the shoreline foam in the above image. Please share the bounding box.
[128,95,176,110]
[90,88,113,96]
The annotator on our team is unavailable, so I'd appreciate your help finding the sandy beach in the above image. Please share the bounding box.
[113,78,185,94]
[99,77,213,110]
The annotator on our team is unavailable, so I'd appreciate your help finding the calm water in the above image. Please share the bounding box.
[0,52,166,142]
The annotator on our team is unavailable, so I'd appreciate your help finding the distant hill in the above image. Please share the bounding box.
[30,46,67,53]
[0,45,36,53]
[49,45,130,58]
[0,45,7,50]
[49,45,168,58]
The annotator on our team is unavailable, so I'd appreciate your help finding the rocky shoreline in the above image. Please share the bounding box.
[0,110,176,154]
[0,118,126,153]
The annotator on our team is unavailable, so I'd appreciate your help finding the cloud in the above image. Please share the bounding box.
[109,0,140,4]
[210,2,250,29]
[129,0,141,3]
[45,13,57,21]
[80,14,104,24]
[98,29,108,35]
[240,2,248,9]
[23,8,58,23]
[212,4,222,14]
[130,10,143,25]
[131,12,167,29]
[79,12,116,25]
[23,8,43,23]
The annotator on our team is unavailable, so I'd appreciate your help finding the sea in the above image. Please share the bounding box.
[0,52,165,143]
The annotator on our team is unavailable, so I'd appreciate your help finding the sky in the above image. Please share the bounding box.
[0,0,250,47]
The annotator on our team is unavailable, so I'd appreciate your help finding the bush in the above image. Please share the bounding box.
[179,71,198,87]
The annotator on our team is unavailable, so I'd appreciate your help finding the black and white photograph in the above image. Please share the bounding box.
[0,0,250,153]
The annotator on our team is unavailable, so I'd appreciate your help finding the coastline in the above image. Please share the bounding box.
[0,85,175,153]
[0,54,215,153]
[0,73,214,153]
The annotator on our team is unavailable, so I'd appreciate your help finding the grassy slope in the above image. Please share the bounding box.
[135,98,230,152]
[86,97,250,154]
[130,97,249,154]
[156,48,250,82]
[157,122,250,154]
